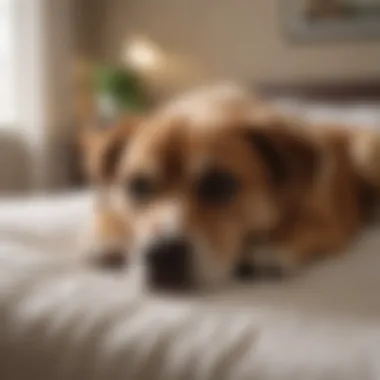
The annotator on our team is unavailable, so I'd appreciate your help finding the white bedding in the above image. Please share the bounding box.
[0,192,380,380]
[273,98,380,129]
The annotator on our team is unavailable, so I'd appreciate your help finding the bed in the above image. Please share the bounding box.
[1,81,380,380]
[259,79,380,127]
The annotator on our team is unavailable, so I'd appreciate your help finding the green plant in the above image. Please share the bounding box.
[93,65,149,113]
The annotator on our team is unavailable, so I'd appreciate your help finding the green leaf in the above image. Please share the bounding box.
[92,64,149,112]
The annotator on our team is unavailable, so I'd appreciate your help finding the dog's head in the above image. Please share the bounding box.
[85,86,317,291]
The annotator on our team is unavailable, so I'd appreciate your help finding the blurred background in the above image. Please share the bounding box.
[1,0,380,195]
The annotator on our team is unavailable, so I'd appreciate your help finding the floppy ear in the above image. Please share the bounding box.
[242,124,319,189]
[80,115,143,184]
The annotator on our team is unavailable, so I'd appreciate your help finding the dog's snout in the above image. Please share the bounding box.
[145,237,192,290]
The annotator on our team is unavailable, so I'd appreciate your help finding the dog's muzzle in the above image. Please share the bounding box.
[145,237,193,291]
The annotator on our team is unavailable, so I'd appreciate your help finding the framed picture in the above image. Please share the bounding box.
[282,0,380,41]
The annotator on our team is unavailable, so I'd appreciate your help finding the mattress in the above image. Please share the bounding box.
[0,192,380,380]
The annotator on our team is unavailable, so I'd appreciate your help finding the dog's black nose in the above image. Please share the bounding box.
[145,237,192,290]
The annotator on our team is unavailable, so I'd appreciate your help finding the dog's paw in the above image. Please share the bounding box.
[234,260,287,282]
[245,245,299,281]
[83,244,129,271]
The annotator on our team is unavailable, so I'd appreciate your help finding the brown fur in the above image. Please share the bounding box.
[82,88,380,285]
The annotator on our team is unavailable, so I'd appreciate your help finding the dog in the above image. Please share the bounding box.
[81,84,380,291]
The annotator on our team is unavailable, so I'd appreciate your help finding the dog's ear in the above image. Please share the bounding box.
[80,115,143,184]
[242,123,319,189]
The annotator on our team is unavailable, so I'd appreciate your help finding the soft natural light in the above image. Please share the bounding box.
[0,0,15,125]
[124,36,163,72]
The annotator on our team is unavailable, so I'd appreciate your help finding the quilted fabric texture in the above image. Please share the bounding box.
[0,193,380,380]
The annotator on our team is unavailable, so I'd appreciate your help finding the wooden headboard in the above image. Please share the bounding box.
[257,80,380,102]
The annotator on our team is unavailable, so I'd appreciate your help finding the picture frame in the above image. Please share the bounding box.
[282,0,380,42]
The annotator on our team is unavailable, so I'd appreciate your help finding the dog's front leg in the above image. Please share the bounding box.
[82,206,131,269]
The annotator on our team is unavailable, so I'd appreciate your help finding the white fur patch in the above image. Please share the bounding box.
[159,199,185,236]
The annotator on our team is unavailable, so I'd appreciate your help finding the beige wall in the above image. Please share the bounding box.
[74,0,106,58]
[81,0,380,92]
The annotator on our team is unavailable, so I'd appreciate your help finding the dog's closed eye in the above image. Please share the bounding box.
[195,168,240,206]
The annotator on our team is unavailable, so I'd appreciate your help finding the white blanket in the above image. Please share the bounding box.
[0,193,380,380]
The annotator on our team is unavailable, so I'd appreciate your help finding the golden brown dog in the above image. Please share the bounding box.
[81,85,380,290]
